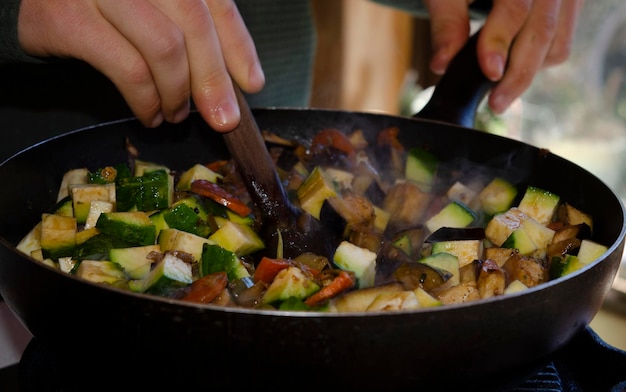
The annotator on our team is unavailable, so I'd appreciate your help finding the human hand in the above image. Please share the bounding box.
[17,0,265,131]
[424,0,584,114]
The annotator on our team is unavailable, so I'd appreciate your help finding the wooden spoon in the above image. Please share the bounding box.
[222,87,337,259]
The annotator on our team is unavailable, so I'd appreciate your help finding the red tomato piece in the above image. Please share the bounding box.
[182,271,229,304]
[190,179,252,217]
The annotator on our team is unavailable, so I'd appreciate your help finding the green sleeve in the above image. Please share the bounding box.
[0,0,42,64]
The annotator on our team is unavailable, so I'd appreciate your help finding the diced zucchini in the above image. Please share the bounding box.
[200,244,251,281]
[405,147,438,191]
[75,227,100,245]
[520,218,555,258]
[261,266,320,305]
[49,196,74,217]
[324,167,355,191]
[484,207,529,246]
[57,168,89,201]
[70,183,115,224]
[366,291,421,311]
[563,203,593,231]
[40,213,77,261]
[208,220,264,256]
[162,202,211,238]
[550,254,585,278]
[577,239,608,264]
[109,244,160,279]
[504,279,528,294]
[413,286,442,307]
[373,205,390,233]
[418,252,460,286]
[75,260,127,285]
[58,256,77,273]
[297,166,338,219]
[333,241,377,289]
[446,181,478,208]
[133,159,170,176]
[501,227,537,256]
[16,222,42,256]
[431,239,483,268]
[478,177,518,215]
[84,200,114,230]
[517,186,560,226]
[95,211,156,246]
[158,228,214,261]
[116,169,173,212]
[128,253,192,294]
[425,201,477,233]
[176,164,222,191]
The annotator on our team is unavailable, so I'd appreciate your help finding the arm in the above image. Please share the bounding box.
[15,0,265,131]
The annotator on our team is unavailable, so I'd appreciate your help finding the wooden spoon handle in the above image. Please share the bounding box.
[222,86,293,221]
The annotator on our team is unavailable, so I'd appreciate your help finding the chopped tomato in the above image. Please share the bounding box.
[206,160,228,172]
[190,179,252,217]
[311,128,356,163]
[304,270,356,307]
[253,257,292,284]
[376,126,404,152]
[182,271,228,304]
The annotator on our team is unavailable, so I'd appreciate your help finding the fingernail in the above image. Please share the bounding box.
[485,53,505,81]
[250,62,265,91]
[210,97,240,130]
[489,93,510,113]
[150,111,164,128]
[430,46,450,75]
[172,100,191,123]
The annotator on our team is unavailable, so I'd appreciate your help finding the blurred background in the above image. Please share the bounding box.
[309,0,626,350]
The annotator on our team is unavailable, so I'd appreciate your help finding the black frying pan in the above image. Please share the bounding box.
[0,32,624,391]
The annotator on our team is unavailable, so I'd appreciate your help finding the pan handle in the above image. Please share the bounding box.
[414,28,496,128]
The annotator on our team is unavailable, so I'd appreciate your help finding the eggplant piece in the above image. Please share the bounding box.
[477,259,506,299]
[392,260,450,292]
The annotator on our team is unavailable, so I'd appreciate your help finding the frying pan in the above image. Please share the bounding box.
[0,32,625,391]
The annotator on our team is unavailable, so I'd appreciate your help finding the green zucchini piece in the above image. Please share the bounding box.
[297,166,337,219]
[176,164,222,191]
[200,243,251,280]
[431,239,483,268]
[425,201,477,233]
[478,177,518,215]
[517,186,560,226]
[405,147,438,191]
[501,227,537,256]
[208,220,264,256]
[109,244,160,279]
[418,252,460,286]
[261,266,320,305]
[162,202,211,238]
[158,228,214,262]
[128,253,193,295]
[95,211,156,246]
[333,240,376,289]
[48,196,74,217]
[75,260,127,285]
[577,239,608,264]
[40,213,77,261]
[69,183,115,224]
[73,232,136,261]
[116,169,173,212]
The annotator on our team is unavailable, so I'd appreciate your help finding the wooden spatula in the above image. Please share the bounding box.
[222,87,337,259]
